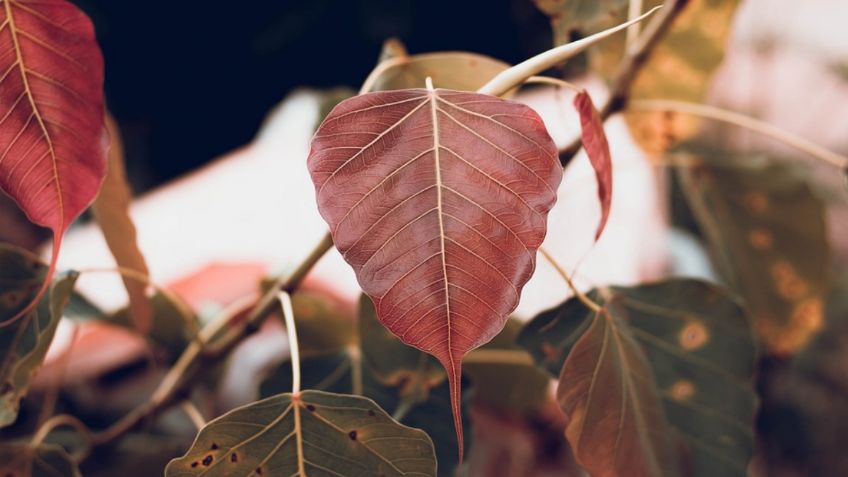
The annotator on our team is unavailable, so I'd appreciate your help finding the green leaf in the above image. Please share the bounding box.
[0,442,81,477]
[359,295,445,405]
[0,244,78,428]
[165,390,436,477]
[370,52,510,93]
[108,292,197,357]
[462,319,550,415]
[519,279,757,477]
[292,290,357,355]
[674,146,830,354]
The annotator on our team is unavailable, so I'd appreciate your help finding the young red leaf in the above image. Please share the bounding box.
[0,0,106,322]
[574,90,612,240]
[308,88,562,461]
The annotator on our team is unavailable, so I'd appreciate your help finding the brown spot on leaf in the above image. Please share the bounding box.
[231,453,238,463]
[368,410,376,417]
[679,321,708,350]
[349,430,358,441]
[748,229,773,250]
[191,462,198,468]
[202,455,213,466]
[256,467,263,475]
[210,443,219,450]
[771,261,808,300]
[306,404,316,412]
[744,192,769,214]
[541,342,560,363]
[670,380,695,401]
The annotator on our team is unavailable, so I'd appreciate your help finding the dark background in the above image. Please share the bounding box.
[74,0,551,191]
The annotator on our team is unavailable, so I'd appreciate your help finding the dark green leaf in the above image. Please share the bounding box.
[359,295,444,405]
[519,279,757,477]
[0,244,78,427]
[165,390,436,477]
[0,442,81,477]
[675,147,830,354]
[462,319,550,415]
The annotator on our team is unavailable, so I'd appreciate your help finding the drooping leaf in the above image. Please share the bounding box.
[260,351,471,477]
[165,390,436,477]
[674,146,830,355]
[370,51,510,93]
[536,0,741,154]
[0,442,81,477]
[0,0,106,313]
[359,295,445,405]
[519,279,757,477]
[308,88,562,458]
[0,243,78,427]
[573,90,613,240]
[91,113,152,332]
[462,319,550,415]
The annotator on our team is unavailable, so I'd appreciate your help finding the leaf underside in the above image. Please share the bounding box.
[573,90,612,240]
[166,390,436,477]
[519,279,757,477]
[308,88,562,457]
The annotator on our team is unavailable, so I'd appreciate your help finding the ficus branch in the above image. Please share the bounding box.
[540,246,602,313]
[83,2,687,451]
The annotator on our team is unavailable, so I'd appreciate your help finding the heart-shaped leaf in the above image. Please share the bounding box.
[673,146,830,354]
[308,87,562,458]
[573,90,612,240]
[0,243,78,427]
[166,390,436,477]
[519,279,757,477]
[0,0,106,318]
[0,442,81,477]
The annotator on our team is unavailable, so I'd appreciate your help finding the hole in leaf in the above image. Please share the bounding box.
[202,455,213,466]
[348,430,358,441]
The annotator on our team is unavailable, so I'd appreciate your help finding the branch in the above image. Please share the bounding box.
[558,0,689,166]
[88,233,333,452]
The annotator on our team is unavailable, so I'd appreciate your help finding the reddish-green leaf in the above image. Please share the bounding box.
[308,88,562,460]
[574,90,612,240]
[0,0,106,319]
[92,113,152,332]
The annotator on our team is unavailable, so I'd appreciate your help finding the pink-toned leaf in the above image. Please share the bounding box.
[308,88,562,460]
[574,90,612,240]
[0,0,106,320]
[559,307,679,477]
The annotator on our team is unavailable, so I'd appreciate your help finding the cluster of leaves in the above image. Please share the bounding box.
[0,0,843,476]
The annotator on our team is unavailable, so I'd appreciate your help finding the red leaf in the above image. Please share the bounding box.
[574,90,612,240]
[308,88,562,460]
[0,0,106,321]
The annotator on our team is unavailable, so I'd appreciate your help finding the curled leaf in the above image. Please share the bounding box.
[573,90,613,240]
[308,88,562,459]
[92,113,152,332]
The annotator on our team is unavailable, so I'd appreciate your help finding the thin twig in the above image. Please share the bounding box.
[539,246,602,313]
[30,414,93,461]
[629,99,848,169]
[626,0,645,53]
[279,291,301,395]
[180,401,206,430]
